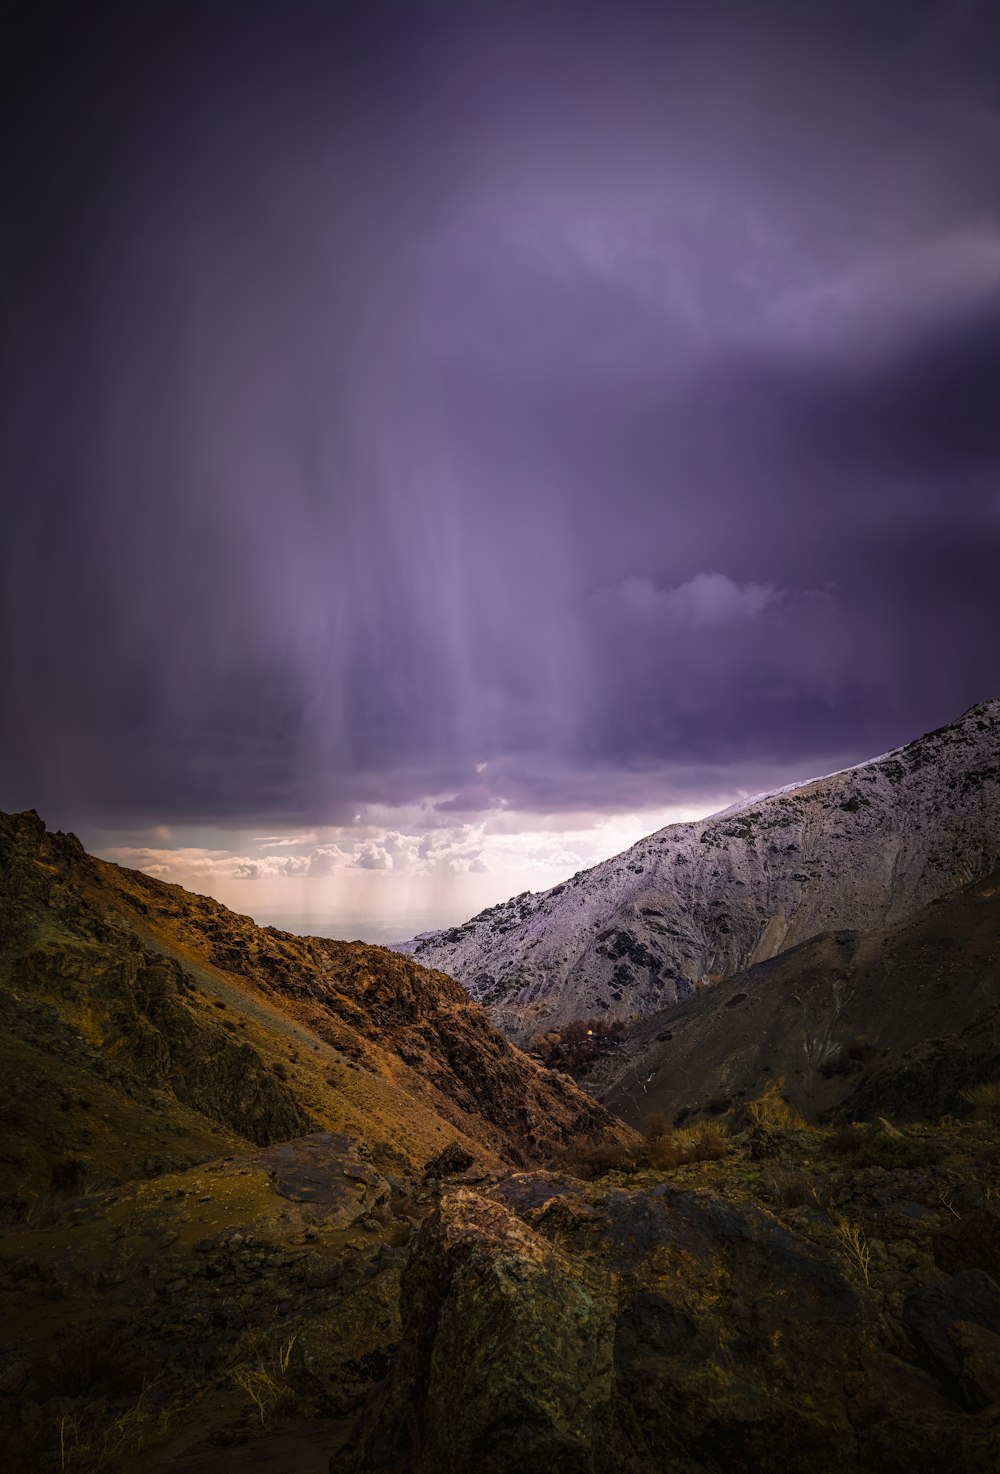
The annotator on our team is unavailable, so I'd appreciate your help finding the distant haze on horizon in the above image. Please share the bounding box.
[2,0,999,934]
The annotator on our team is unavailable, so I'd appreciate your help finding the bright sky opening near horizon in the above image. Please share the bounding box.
[3,1,1000,941]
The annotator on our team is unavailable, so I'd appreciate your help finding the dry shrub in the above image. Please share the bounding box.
[961,1080,1000,1121]
[833,1216,872,1285]
[762,1168,814,1210]
[747,1079,808,1130]
[642,1117,730,1168]
[678,1121,731,1163]
[827,1124,869,1155]
[826,1122,940,1169]
[556,1115,733,1180]
[230,1330,300,1424]
[556,1139,640,1179]
[852,1134,941,1170]
[644,1134,682,1170]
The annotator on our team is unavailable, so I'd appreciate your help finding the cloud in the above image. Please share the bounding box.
[4,0,1000,840]
[232,855,310,878]
[306,846,349,876]
[772,226,1000,355]
[616,571,779,627]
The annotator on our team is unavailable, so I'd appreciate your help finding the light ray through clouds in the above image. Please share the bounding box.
[2,0,1000,935]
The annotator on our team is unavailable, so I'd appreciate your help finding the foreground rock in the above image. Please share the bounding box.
[352,1189,616,1472]
[349,1127,1000,1474]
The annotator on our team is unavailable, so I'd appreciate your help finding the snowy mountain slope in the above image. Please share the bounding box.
[406,699,1000,1041]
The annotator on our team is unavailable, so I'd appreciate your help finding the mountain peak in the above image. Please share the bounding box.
[409,698,1000,1041]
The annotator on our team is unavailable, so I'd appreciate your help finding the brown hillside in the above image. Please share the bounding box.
[0,809,626,1204]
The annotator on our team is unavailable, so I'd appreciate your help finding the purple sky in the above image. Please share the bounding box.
[2,0,1000,927]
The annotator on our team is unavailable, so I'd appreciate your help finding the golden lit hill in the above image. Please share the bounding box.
[0,808,625,1203]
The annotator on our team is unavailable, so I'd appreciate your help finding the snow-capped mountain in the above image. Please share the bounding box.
[406,699,1000,1041]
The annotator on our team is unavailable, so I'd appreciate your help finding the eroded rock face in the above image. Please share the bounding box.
[258,1132,390,1227]
[348,1175,1000,1474]
[350,1188,617,1474]
[406,699,1000,1040]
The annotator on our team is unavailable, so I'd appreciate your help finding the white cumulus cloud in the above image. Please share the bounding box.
[618,571,779,627]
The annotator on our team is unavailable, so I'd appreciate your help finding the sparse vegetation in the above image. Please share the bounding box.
[529,1015,631,1075]
[555,1137,639,1178]
[960,1080,1000,1121]
[230,1330,300,1424]
[760,1167,827,1211]
[858,1135,942,1169]
[824,1120,942,1168]
[51,1383,175,1472]
[747,1079,809,1130]
[832,1215,872,1285]
[555,1114,730,1178]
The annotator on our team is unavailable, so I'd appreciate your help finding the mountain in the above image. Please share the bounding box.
[593,868,1000,1129]
[0,808,630,1470]
[0,808,622,1200]
[3,810,1000,1472]
[407,698,1000,1042]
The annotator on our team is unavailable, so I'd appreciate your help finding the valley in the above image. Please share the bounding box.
[2,696,1000,1473]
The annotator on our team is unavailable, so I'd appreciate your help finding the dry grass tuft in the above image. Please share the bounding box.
[747,1079,809,1131]
[832,1215,872,1285]
[53,1382,175,1472]
[961,1080,1000,1121]
[230,1330,300,1424]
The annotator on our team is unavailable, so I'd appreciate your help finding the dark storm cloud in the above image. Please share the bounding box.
[2,0,999,829]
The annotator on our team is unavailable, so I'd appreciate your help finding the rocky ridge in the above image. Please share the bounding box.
[593,868,1000,1129]
[0,807,624,1206]
[0,808,627,1470]
[407,698,1000,1041]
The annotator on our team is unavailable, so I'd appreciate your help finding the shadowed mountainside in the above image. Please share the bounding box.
[406,698,1000,1042]
[591,869,1000,1129]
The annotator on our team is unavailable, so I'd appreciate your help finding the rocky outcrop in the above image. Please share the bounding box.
[348,1165,1000,1474]
[350,1188,617,1473]
[406,699,1000,1040]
